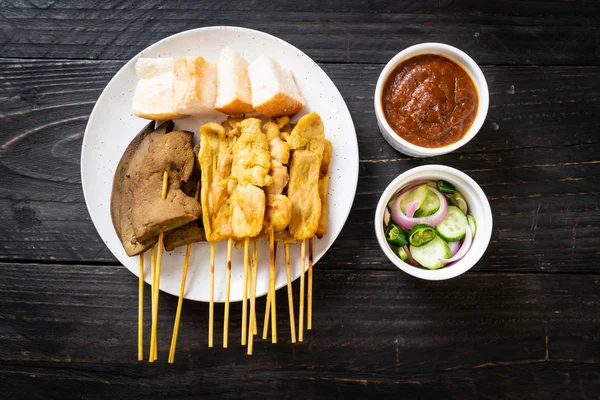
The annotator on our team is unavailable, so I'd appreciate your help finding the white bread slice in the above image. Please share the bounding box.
[215,47,254,115]
[132,58,187,120]
[248,56,305,117]
[173,56,217,115]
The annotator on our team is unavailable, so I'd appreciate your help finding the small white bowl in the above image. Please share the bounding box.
[374,43,489,158]
[374,165,493,280]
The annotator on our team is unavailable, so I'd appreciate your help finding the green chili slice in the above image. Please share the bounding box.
[385,223,408,247]
[408,224,437,247]
[437,180,456,194]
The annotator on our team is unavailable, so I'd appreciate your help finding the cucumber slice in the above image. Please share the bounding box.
[410,236,451,270]
[400,184,429,214]
[414,189,440,217]
[467,214,477,236]
[397,247,408,262]
[436,206,468,242]
[447,191,468,214]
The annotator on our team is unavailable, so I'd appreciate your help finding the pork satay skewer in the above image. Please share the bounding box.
[217,117,251,347]
[168,180,201,363]
[308,137,331,332]
[199,121,239,349]
[261,120,292,342]
[288,148,321,344]
[286,112,331,340]
[228,117,274,353]
[229,118,272,350]
[288,146,324,342]
[199,122,236,348]
[149,170,169,362]
[138,254,144,360]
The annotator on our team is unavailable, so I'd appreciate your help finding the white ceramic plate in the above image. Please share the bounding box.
[81,27,358,302]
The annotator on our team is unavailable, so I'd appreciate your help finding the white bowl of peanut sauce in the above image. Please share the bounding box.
[374,43,489,158]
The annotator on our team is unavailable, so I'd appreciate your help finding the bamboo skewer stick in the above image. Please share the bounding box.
[245,244,254,337]
[262,290,271,340]
[153,250,158,361]
[149,170,168,362]
[168,180,201,363]
[262,237,279,341]
[284,244,297,343]
[269,229,277,343]
[138,254,144,360]
[168,244,190,363]
[308,238,314,330]
[161,171,168,199]
[149,246,156,360]
[241,237,250,346]
[208,242,215,348]
[223,238,233,348]
[251,241,258,336]
[154,250,158,362]
[247,241,259,354]
[299,239,306,342]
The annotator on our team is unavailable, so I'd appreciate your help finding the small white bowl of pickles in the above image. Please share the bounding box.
[375,165,492,280]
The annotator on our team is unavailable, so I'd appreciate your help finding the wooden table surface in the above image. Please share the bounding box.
[1,1,599,398]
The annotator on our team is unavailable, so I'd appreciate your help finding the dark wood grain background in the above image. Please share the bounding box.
[1,1,599,398]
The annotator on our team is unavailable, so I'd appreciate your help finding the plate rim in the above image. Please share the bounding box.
[81,26,359,302]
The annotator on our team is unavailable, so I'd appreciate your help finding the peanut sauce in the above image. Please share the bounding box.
[382,54,478,148]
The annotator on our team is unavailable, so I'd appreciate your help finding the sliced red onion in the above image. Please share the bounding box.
[387,182,420,209]
[388,183,419,208]
[405,201,419,218]
[448,240,461,257]
[439,225,473,263]
[403,245,416,265]
[398,182,421,196]
[390,186,448,231]
[387,181,430,210]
